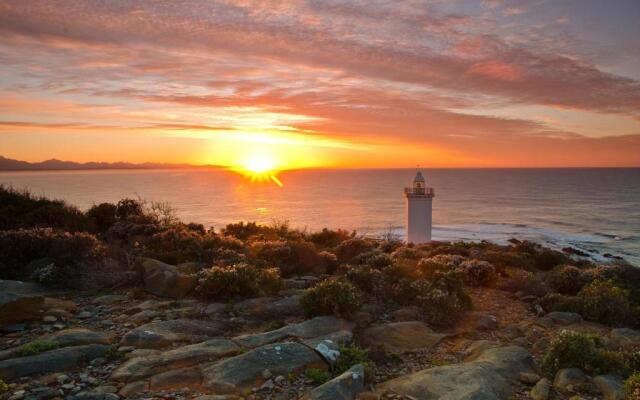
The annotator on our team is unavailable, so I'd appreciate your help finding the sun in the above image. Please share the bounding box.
[235,151,284,187]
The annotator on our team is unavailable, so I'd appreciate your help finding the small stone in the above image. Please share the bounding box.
[76,311,92,319]
[530,378,551,400]
[262,369,273,379]
[274,375,286,385]
[8,390,26,400]
[43,315,57,323]
[56,374,70,383]
[519,372,542,385]
[554,368,587,393]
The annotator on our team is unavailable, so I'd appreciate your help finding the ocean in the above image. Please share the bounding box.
[1,168,638,265]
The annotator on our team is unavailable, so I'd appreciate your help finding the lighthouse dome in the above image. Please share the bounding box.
[414,171,425,182]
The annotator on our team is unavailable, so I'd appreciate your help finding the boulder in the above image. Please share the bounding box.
[47,328,115,347]
[202,342,327,394]
[530,378,551,400]
[149,366,203,391]
[378,345,534,400]
[469,312,499,331]
[0,280,46,326]
[593,375,625,400]
[120,319,226,349]
[0,344,109,380]
[554,368,587,393]
[141,258,197,299]
[234,295,303,319]
[610,328,640,350]
[234,316,354,348]
[302,364,365,400]
[111,338,240,382]
[361,321,445,355]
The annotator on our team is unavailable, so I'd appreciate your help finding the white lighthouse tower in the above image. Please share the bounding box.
[404,171,434,244]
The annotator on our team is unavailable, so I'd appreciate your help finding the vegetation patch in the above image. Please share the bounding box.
[195,263,282,300]
[300,278,363,318]
[19,340,59,356]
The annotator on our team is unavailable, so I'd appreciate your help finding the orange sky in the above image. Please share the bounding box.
[0,0,639,169]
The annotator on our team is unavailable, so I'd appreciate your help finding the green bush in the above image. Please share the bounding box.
[307,228,353,249]
[546,265,588,295]
[0,228,104,283]
[335,344,374,378]
[414,271,472,327]
[344,264,383,294]
[353,250,392,269]
[498,270,549,297]
[0,378,8,394]
[626,372,640,400]
[541,330,629,376]
[305,368,331,385]
[86,202,117,233]
[335,238,374,263]
[143,226,233,265]
[300,278,363,318]
[578,280,630,325]
[457,259,496,287]
[479,249,534,270]
[416,255,462,279]
[319,251,339,274]
[19,340,58,356]
[251,239,326,276]
[540,293,582,313]
[115,198,144,220]
[195,263,282,300]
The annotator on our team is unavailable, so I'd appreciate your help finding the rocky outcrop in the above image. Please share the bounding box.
[202,342,327,394]
[593,375,625,400]
[0,344,109,380]
[140,258,197,299]
[234,316,354,348]
[302,364,365,400]
[120,319,227,349]
[0,280,46,326]
[111,338,241,382]
[378,345,534,399]
[233,295,303,319]
[361,321,446,355]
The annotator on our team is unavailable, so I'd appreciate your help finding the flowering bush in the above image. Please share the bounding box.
[457,259,496,287]
[301,278,363,318]
[195,263,282,300]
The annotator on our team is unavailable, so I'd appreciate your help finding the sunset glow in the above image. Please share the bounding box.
[0,1,638,168]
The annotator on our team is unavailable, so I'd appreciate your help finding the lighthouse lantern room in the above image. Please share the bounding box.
[404,171,434,244]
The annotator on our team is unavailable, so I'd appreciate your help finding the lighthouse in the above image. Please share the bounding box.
[404,171,435,244]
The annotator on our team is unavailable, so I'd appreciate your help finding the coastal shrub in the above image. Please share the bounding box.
[457,259,496,287]
[335,344,375,378]
[300,278,363,318]
[344,264,383,294]
[222,221,269,241]
[0,228,104,282]
[626,373,640,400]
[479,249,534,270]
[0,185,90,231]
[425,242,473,257]
[305,368,330,385]
[540,293,582,314]
[115,198,145,221]
[414,270,472,327]
[19,340,58,356]
[513,241,568,271]
[541,330,629,376]
[307,228,353,249]
[578,280,630,325]
[195,263,282,300]
[546,265,588,295]
[416,255,463,279]
[335,238,375,263]
[86,202,117,233]
[498,270,549,297]
[391,246,424,260]
[352,249,392,269]
[251,239,325,276]
[318,251,339,274]
[0,379,7,394]
[143,226,221,264]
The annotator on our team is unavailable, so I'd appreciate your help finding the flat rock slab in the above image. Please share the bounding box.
[47,328,115,347]
[203,342,327,394]
[611,328,640,350]
[0,344,110,380]
[111,338,241,382]
[0,280,47,326]
[378,345,534,400]
[120,319,226,349]
[302,364,365,400]
[234,316,354,348]
[361,321,446,355]
[234,295,303,319]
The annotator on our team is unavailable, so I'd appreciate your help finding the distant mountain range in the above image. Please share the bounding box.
[0,156,211,171]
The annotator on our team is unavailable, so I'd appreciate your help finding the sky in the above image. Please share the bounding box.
[1,0,639,169]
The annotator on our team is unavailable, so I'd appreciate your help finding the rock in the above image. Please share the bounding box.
[193,396,242,400]
[464,340,501,359]
[593,375,625,400]
[42,297,77,312]
[149,366,202,391]
[302,364,365,400]
[76,311,93,319]
[111,338,240,382]
[8,390,26,400]
[390,306,420,322]
[128,309,160,325]
[234,295,303,319]
[530,378,551,400]
[234,316,354,348]
[204,303,226,316]
[546,312,583,325]
[140,258,197,299]
[554,368,587,393]
[118,381,149,397]
[362,321,446,355]
[46,328,115,347]
[378,345,534,400]
[610,328,640,350]
[202,342,327,394]
[469,312,499,331]
[0,280,46,326]
[92,295,126,305]
[0,344,109,380]
[120,319,226,349]
[42,315,57,323]
[519,372,542,385]
[67,392,119,400]
[23,387,62,400]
